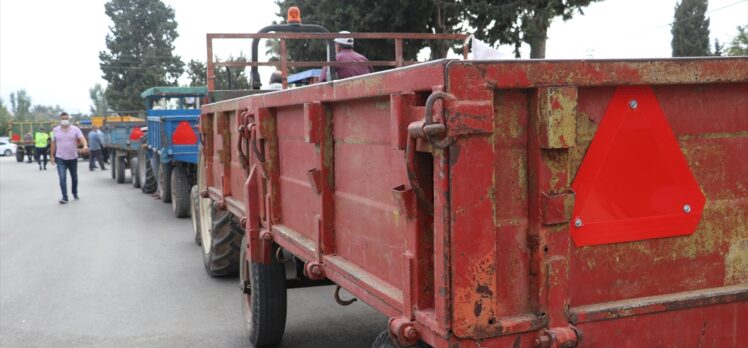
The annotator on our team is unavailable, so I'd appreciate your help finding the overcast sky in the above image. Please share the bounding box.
[1,0,746,114]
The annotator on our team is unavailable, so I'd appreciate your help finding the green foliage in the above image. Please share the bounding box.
[89,83,111,115]
[273,0,600,61]
[711,39,723,56]
[99,0,184,113]
[0,98,11,135]
[9,90,32,120]
[186,55,250,90]
[463,0,600,58]
[274,0,444,68]
[726,26,748,56]
[671,0,710,57]
[29,105,64,120]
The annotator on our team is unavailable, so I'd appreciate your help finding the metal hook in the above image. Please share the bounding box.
[334,285,357,306]
[275,246,289,263]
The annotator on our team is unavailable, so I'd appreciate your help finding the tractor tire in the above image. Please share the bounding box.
[110,151,116,179]
[240,237,287,347]
[171,166,190,218]
[131,157,141,188]
[200,201,242,277]
[159,162,172,203]
[15,148,24,162]
[116,155,126,183]
[190,185,201,245]
[139,148,157,194]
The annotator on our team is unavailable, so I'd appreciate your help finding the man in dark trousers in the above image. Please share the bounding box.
[23,132,34,163]
[34,127,50,170]
[51,112,88,204]
[319,31,372,82]
[87,126,106,171]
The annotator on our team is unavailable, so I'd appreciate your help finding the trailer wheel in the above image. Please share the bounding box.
[131,157,141,188]
[200,202,242,277]
[171,166,190,218]
[159,162,172,203]
[116,155,126,183]
[190,185,201,245]
[240,237,287,346]
[15,148,24,162]
[139,148,157,194]
[110,151,116,179]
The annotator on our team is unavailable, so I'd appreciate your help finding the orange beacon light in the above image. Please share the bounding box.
[287,6,301,24]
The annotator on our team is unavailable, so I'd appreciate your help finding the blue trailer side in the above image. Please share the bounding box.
[139,86,206,218]
[105,120,145,184]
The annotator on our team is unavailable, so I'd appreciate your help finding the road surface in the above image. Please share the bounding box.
[0,156,386,347]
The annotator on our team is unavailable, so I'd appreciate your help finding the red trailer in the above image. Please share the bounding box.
[195,25,748,347]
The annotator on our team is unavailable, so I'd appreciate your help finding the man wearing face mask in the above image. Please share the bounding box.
[50,112,88,204]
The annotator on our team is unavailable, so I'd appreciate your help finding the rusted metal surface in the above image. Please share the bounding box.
[199,57,748,347]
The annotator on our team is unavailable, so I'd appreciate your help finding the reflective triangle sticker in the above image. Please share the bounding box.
[570,86,705,247]
[172,121,198,145]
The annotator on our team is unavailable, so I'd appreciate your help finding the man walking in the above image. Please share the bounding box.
[50,112,88,204]
[87,126,106,171]
[34,127,50,170]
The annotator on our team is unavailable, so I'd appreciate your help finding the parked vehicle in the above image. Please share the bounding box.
[8,121,53,162]
[105,119,146,184]
[138,87,206,218]
[0,138,17,156]
[192,11,748,348]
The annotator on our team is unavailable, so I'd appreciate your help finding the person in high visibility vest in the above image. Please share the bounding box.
[34,127,50,170]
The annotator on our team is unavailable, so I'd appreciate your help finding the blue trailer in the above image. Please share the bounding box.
[137,86,206,218]
[106,120,146,184]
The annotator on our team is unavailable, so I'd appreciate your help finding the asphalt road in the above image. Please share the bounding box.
[0,156,386,347]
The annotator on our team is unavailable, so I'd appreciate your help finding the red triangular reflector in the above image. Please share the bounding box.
[570,86,705,246]
[172,121,197,145]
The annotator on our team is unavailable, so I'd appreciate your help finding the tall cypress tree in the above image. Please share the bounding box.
[99,0,184,112]
[671,0,711,57]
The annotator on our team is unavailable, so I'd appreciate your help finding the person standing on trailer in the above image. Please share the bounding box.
[87,126,106,171]
[34,127,50,170]
[319,31,372,82]
[50,112,88,204]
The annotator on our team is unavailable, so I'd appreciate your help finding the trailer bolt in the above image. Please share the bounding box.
[683,204,692,214]
[240,217,247,228]
[574,218,583,228]
[200,190,209,198]
[261,231,273,241]
[404,326,418,340]
[628,99,638,109]
[534,335,551,348]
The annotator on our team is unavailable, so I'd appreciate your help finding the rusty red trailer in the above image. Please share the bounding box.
[196,57,748,347]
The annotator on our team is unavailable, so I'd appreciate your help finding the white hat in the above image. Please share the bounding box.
[334,31,353,46]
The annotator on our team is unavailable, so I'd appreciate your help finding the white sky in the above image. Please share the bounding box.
[1,0,746,114]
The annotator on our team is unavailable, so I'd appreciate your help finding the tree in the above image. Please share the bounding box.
[0,98,11,136]
[29,105,64,121]
[462,0,601,58]
[726,26,748,56]
[99,0,184,113]
[273,0,601,62]
[711,39,723,56]
[671,0,710,57]
[186,55,251,90]
[89,83,111,115]
[9,90,32,120]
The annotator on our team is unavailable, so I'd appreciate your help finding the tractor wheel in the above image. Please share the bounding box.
[240,237,287,347]
[139,148,157,194]
[131,156,141,188]
[110,151,116,179]
[15,148,24,162]
[190,185,201,245]
[171,166,190,218]
[116,155,126,183]
[200,201,242,277]
[159,162,172,203]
